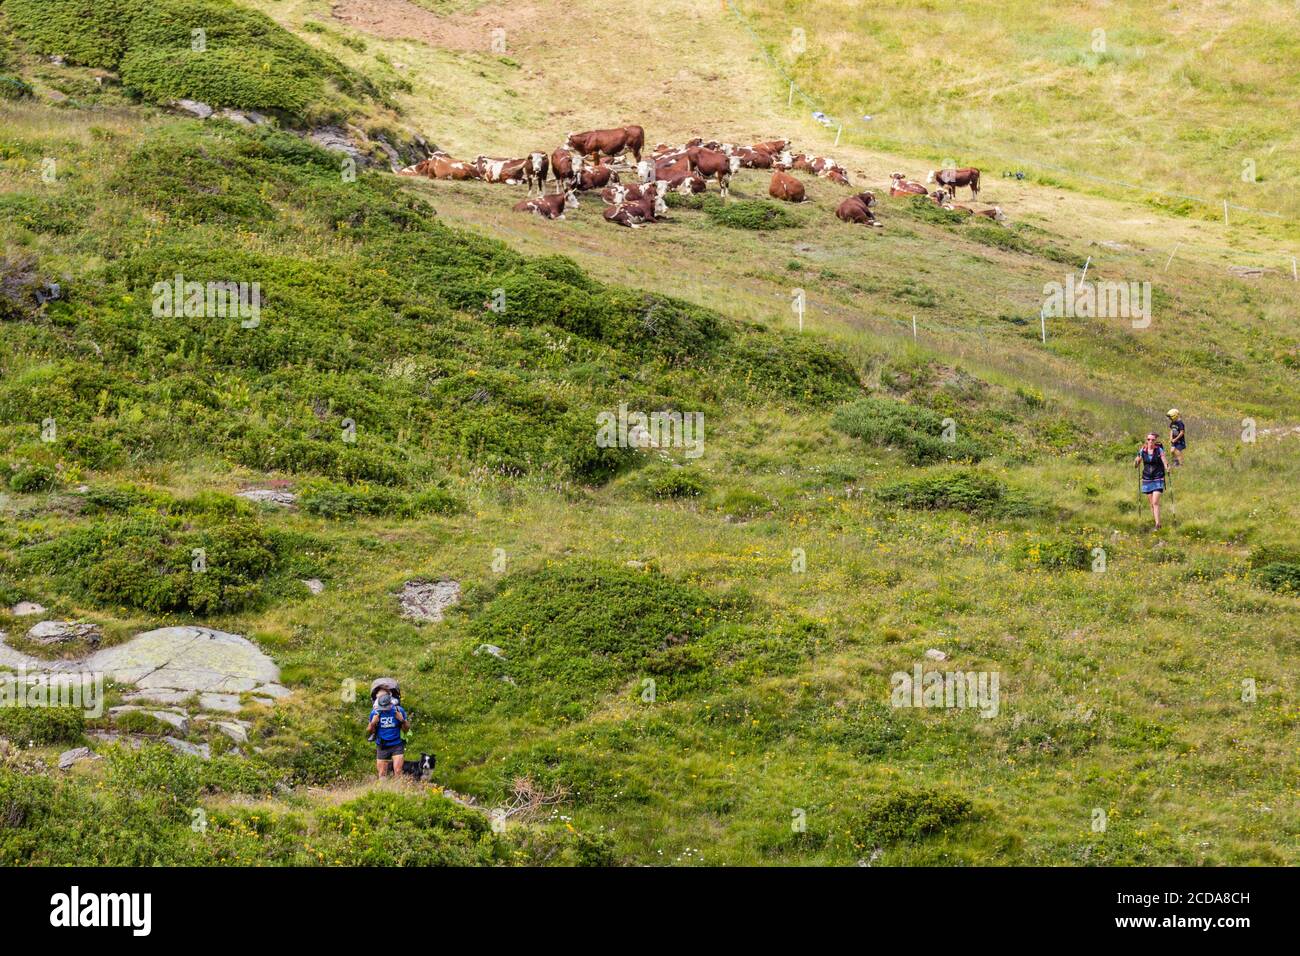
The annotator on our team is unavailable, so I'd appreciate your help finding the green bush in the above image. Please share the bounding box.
[831,396,986,464]
[876,470,1031,516]
[298,479,464,519]
[20,514,287,614]
[844,788,975,849]
[628,463,709,499]
[716,487,771,521]
[0,75,34,101]
[665,192,799,228]
[466,562,746,706]
[315,791,501,866]
[4,0,373,122]
[1012,535,1095,570]
[1254,563,1300,594]
[0,706,85,745]
[7,463,56,493]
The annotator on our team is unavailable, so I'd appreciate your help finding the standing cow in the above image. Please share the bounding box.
[550,147,584,194]
[523,152,549,196]
[927,167,981,199]
[567,125,645,164]
[685,147,741,197]
[575,162,620,191]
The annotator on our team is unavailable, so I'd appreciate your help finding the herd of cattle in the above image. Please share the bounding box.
[398,124,1003,228]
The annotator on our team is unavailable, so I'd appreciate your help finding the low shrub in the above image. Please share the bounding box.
[876,470,1031,517]
[0,706,85,745]
[831,396,986,464]
[7,463,56,493]
[843,788,975,849]
[298,479,464,519]
[628,464,709,499]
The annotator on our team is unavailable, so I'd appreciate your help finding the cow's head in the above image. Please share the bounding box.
[926,170,937,183]
[775,150,793,169]
[563,190,580,210]
[636,159,655,182]
[728,156,742,175]
[653,194,668,218]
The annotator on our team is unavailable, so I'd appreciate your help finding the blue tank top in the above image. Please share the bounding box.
[370,705,405,746]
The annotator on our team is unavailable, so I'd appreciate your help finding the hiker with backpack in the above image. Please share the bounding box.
[1134,432,1171,530]
[1167,409,1186,466]
[367,690,410,778]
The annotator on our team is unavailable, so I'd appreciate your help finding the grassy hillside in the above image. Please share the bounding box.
[740,0,1300,227]
[1,1,1297,866]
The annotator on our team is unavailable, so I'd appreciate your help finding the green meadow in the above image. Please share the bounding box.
[0,0,1296,866]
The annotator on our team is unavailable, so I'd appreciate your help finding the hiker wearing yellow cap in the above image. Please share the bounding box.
[1166,409,1185,467]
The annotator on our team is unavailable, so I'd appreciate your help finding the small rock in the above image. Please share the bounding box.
[398,580,461,623]
[27,619,101,646]
[252,683,290,700]
[11,602,46,617]
[58,746,95,770]
[474,644,505,658]
[236,489,297,507]
[499,675,517,686]
[924,648,948,662]
[251,696,275,706]
[172,98,213,119]
[303,578,325,595]
[122,688,192,707]
[214,721,248,744]
[49,55,66,66]
[624,560,645,570]
[199,692,241,713]
[163,738,210,760]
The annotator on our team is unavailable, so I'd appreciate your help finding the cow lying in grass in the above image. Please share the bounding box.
[769,170,807,202]
[603,192,668,228]
[399,151,479,180]
[836,191,882,227]
[513,190,579,220]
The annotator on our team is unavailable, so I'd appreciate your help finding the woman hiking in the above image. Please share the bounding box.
[1134,432,1171,530]
[1167,409,1186,467]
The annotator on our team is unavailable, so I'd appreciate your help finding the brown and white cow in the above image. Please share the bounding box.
[399,152,479,180]
[523,152,549,196]
[826,168,851,186]
[575,162,620,191]
[513,190,579,220]
[686,146,741,196]
[889,172,929,196]
[474,156,529,185]
[769,170,806,203]
[550,147,584,193]
[603,193,664,228]
[835,192,882,227]
[601,181,667,206]
[751,138,791,156]
[730,146,775,169]
[927,167,981,199]
[567,125,645,164]
[974,206,1005,221]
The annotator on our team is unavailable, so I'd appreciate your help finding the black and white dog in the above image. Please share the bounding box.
[401,753,437,781]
